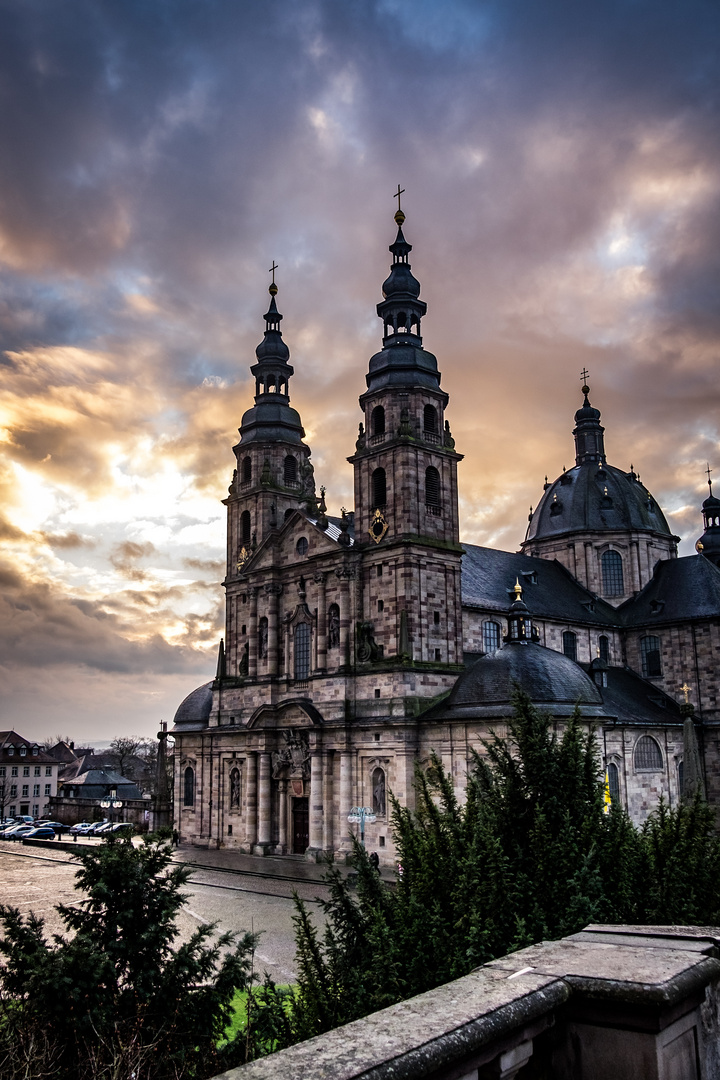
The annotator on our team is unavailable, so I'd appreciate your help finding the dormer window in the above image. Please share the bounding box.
[19,746,26,757]
[32,745,39,756]
[7,746,13,756]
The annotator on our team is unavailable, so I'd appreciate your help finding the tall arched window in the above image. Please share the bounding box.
[425,466,441,511]
[258,617,268,659]
[229,767,241,809]
[372,767,386,816]
[284,455,298,485]
[607,762,620,801]
[563,630,577,662]
[641,635,662,677]
[634,735,663,771]
[678,759,684,795]
[423,404,438,434]
[241,510,251,545]
[598,635,609,662]
[601,550,624,596]
[241,456,252,484]
[328,604,340,649]
[294,623,310,681]
[483,621,501,653]
[183,767,195,807]
[371,467,386,509]
[371,405,385,436]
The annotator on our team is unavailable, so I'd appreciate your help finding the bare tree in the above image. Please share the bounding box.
[108,737,142,779]
[41,734,73,752]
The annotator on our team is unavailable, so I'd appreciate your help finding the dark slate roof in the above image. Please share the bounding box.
[581,664,683,727]
[620,554,720,626]
[525,462,676,544]
[172,682,213,730]
[60,769,144,801]
[0,731,56,765]
[461,545,617,627]
[442,641,605,720]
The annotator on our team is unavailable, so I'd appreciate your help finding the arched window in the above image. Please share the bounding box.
[371,467,386,509]
[294,623,310,681]
[640,635,662,677]
[328,604,340,649]
[563,630,577,662]
[241,510,251,545]
[397,311,408,332]
[607,762,620,801]
[267,375,276,393]
[371,405,385,436]
[678,759,684,796]
[284,455,298,485]
[241,456,252,484]
[599,635,609,662]
[284,508,294,521]
[372,767,386,816]
[425,466,441,510]
[183,767,195,807]
[423,404,438,434]
[483,621,501,653]
[229,767,241,809]
[602,550,624,596]
[635,735,663,771]
[258,617,268,659]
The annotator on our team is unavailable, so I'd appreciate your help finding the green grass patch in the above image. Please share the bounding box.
[221,984,297,1045]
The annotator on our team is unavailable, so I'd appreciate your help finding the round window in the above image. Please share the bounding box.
[296,536,309,555]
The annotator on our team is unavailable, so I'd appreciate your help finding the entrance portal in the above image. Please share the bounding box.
[292,797,309,854]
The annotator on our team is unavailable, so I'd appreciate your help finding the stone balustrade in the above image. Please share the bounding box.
[212,924,720,1080]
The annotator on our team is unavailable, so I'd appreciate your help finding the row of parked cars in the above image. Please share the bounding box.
[0,818,135,841]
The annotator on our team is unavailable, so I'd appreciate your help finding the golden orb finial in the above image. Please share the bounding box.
[394,208,405,226]
[269,282,278,296]
[513,578,523,602]
[696,539,704,553]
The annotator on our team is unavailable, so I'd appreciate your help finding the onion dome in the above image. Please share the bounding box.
[363,204,445,398]
[696,469,720,567]
[236,276,306,446]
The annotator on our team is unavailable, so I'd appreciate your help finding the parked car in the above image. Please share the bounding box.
[86,821,113,836]
[0,824,26,839]
[109,822,134,835]
[5,825,36,841]
[23,826,57,840]
[13,816,34,825]
[69,822,95,835]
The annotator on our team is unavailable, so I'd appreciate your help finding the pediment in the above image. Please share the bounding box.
[247,699,324,729]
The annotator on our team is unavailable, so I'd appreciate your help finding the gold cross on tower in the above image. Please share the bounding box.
[268,260,279,296]
[680,682,691,704]
[393,184,406,225]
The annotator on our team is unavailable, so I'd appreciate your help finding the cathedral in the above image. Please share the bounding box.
[171,206,720,862]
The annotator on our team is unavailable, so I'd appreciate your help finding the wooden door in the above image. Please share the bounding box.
[292,798,309,854]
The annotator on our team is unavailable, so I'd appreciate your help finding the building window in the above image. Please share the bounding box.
[0,768,4,778]
[33,785,39,797]
[11,767,17,777]
[423,404,438,434]
[563,631,577,662]
[10,786,17,797]
[598,635,609,662]
[229,767,241,809]
[372,767,386,816]
[634,735,663,771]
[483,621,501,653]
[378,599,384,612]
[23,767,29,777]
[328,604,340,649]
[371,405,385,436]
[45,766,52,776]
[241,510,251,545]
[21,786,28,797]
[601,550,624,597]
[294,623,310,682]
[607,762,620,801]
[296,536,309,555]
[183,767,195,807]
[284,455,298,485]
[425,466,441,511]
[34,766,40,777]
[44,784,51,796]
[32,804,39,817]
[241,456,252,484]
[640,635,662,677]
[8,806,15,817]
[20,747,26,757]
[371,467,387,509]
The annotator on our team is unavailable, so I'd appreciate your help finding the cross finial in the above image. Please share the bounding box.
[580,367,590,391]
[393,184,406,226]
[394,184,405,211]
[269,260,278,284]
[680,682,691,704]
[706,462,713,494]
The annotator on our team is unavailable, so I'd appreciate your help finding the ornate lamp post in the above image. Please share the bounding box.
[99,790,124,825]
[347,805,376,848]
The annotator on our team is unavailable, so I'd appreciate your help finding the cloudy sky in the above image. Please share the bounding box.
[1,0,718,742]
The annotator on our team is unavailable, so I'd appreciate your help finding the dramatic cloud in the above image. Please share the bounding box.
[0,0,718,740]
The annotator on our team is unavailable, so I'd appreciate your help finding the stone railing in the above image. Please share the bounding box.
[212,924,720,1080]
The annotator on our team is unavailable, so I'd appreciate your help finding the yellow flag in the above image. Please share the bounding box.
[603,769,612,815]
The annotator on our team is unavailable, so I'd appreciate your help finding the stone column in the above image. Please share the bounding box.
[284,619,292,680]
[314,572,328,671]
[323,750,334,852]
[339,751,352,853]
[336,567,352,665]
[245,751,257,852]
[277,780,288,853]
[255,752,272,854]
[265,583,282,676]
[307,752,323,858]
[248,586,259,679]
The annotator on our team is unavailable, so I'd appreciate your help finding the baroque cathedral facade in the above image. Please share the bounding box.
[172,208,720,861]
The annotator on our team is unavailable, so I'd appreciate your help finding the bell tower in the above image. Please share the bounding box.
[349,200,464,667]
[223,273,316,673]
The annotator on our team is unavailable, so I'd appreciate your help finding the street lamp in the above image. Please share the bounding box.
[99,796,123,824]
[347,805,376,848]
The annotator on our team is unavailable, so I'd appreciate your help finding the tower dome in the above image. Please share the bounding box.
[521,379,679,604]
[696,469,720,568]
